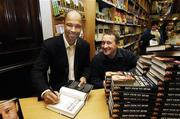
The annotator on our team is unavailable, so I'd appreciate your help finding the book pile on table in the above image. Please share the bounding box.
[104,71,126,102]
[107,72,157,119]
[146,56,180,119]
[136,55,153,76]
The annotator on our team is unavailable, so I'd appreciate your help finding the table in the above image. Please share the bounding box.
[20,89,110,119]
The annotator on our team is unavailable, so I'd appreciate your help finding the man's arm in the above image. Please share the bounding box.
[89,56,104,89]
[31,42,50,98]
[125,49,138,70]
[81,41,90,80]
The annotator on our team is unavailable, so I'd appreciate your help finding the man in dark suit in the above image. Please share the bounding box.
[32,10,90,104]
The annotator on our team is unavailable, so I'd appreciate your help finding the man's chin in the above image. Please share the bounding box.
[103,52,110,56]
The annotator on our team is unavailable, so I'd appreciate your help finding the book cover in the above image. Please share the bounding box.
[46,87,87,118]
[65,81,93,93]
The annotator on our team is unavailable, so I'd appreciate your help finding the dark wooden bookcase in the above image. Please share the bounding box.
[0,0,43,99]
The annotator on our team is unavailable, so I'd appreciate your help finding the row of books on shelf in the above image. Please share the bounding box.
[96,9,147,26]
[95,24,142,41]
[97,0,149,14]
[51,0,84,17]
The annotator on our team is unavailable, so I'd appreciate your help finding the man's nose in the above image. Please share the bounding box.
[103,43,108,48]
[70,26,76,32]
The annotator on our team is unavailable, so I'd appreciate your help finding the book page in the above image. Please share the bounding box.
[47,94,84,118]
[60,87,87,101]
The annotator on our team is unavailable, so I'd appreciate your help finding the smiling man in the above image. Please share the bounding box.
[32,10,90,104]
[90,32,138,89]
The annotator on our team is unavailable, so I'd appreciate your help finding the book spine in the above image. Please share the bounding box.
[112,86,157,93]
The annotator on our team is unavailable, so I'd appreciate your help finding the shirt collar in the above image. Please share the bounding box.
[63,33,77,49]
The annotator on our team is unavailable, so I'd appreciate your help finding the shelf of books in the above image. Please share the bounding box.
[95,0,150,54]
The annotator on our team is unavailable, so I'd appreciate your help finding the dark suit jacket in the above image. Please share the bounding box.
[31,34,90,97]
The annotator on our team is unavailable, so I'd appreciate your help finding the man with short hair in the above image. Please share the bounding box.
[32,10,90,104]
[90,32,138,89]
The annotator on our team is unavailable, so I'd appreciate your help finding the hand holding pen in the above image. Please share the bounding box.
[43,88,60,104]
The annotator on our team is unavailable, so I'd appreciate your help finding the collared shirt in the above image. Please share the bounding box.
[63,34,76,81]
[151,29,160,44]
[90,48,138,89]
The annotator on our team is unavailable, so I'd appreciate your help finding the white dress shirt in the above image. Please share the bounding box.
[63,34,76,81]
[41,34,77,98]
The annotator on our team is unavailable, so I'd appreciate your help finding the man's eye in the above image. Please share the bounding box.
[106,41,111,45]
[5,108,10,113]
[66,24,81,29]
[66,24,73,27]
[75,25,81,29]
[101,42,105,45]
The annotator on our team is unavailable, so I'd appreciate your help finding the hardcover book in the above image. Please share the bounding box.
[65,80,94,93]
[139,55,154,65]
[152,57,180,69]
[151,62,180,76]
[47,86,91,118]
[146,44,172,52]
[149,68,172,81]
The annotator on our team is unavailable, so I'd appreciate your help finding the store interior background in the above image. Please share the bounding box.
[0,0,179,99]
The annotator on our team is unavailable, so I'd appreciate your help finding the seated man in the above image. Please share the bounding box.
[90,32,138,89]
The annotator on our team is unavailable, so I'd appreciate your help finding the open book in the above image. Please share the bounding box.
[46,86,89,118]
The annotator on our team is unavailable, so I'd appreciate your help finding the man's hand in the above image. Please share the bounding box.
[43,90,59,104]
[79,77,87,87]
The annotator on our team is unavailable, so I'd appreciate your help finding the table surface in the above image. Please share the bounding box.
[20,89,110,119]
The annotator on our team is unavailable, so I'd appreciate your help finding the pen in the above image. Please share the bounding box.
[49,87,58,97]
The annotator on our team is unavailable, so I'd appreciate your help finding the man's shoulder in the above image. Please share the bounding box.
[93,52,104,60]
[43,35,63,46]
[44,35,62,43]
[78,38,89,45]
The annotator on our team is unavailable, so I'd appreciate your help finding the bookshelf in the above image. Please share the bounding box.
[50,0,151,57]
[95,0,151,54]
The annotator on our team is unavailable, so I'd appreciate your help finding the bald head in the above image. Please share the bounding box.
[64,10,82,45]
[65,10,82,23]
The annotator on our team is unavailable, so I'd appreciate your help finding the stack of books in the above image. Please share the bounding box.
[108,72,157,119]
[146,56,180,118]
[104,71,123,102]
[136,55,153,75]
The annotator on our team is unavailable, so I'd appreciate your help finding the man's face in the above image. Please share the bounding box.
[151,24,158,31]
[0,101,18,119]
[101,34,117,58]
[64,12,82,45]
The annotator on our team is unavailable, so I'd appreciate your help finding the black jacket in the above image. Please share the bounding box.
[90,48,138,89]
[32,34,90,97]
